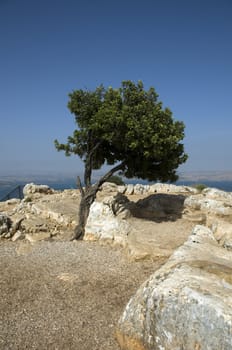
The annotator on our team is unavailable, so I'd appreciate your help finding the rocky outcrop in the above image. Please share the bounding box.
[183,187,232,250]
[116,225,232,350]
[84,191,194,260]
[184,194,232,218]
[1,182,232,349]
[23,183,54,197]
[0,186,80,242]
[99,182,198,196]
[149,182,197,194]
[0,213,23,240]
[203,187,232,201]
[1,182,232,258]
[0,213,12,237]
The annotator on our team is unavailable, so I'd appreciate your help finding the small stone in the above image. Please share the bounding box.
[125,184,134,195]
[11,230,23,242]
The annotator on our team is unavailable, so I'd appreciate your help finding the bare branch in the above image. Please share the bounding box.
[77,176,85,197]
[88,140,102,158]
[94,161,126,190]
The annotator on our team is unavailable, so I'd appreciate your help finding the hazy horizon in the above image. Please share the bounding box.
[1,169,232,182]
[2,169,232,200]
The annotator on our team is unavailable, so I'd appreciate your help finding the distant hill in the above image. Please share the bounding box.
[179,171,232,182]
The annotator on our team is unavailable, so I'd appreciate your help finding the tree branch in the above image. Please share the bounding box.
[77,176,85,197]
[94,161,126,190]
[88,140,102,159]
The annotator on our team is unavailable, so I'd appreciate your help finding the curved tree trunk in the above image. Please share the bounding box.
[72,161,126,240]
[71,186,97,240]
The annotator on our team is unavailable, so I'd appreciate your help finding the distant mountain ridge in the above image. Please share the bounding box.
[179,171,232,182]
[1,171,232,200]
[1,170,232,184]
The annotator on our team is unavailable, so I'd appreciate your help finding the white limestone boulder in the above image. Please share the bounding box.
[149,182,197,194]
[125,184,134,195]
[134,184,147,195]
[23,183,54,197]
[30,192,79,226]
[117,185,127,194]
[84,194,131,246]
[210,219,232,250]
[184,192,232,218]
[202,187,232,201]
[116,225,232,350]
[100,182,118,193]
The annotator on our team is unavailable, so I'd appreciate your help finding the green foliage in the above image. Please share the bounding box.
[55,80,188,185]
[193,183,207,192]
[107,175,125,186]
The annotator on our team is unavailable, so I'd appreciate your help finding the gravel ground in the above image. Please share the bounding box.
[0,240,164,350]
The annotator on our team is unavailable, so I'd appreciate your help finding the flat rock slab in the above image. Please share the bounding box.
[126,217,195,260]
[31,191,80,225]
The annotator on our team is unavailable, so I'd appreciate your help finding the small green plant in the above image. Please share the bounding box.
[107,175,125,186]
[194,183,207,192]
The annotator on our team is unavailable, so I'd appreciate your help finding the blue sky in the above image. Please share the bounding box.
[0,0,231,177]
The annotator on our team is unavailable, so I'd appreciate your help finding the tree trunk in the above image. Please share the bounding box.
[71,186,97,240]
[72,161,126,240]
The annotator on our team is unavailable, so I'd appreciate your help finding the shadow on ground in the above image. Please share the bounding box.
[128,194,186,222]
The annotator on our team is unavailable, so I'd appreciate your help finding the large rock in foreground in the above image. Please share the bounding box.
[116,225,232,350]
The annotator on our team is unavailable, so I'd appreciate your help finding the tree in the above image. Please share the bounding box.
[54,80,188,239]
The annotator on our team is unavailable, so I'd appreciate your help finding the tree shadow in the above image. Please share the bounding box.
[127,193,186,222]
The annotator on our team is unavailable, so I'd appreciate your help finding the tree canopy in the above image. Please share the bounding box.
[55,80,187,185]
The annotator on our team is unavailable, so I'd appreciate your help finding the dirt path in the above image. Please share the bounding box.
[0,240,164,350]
